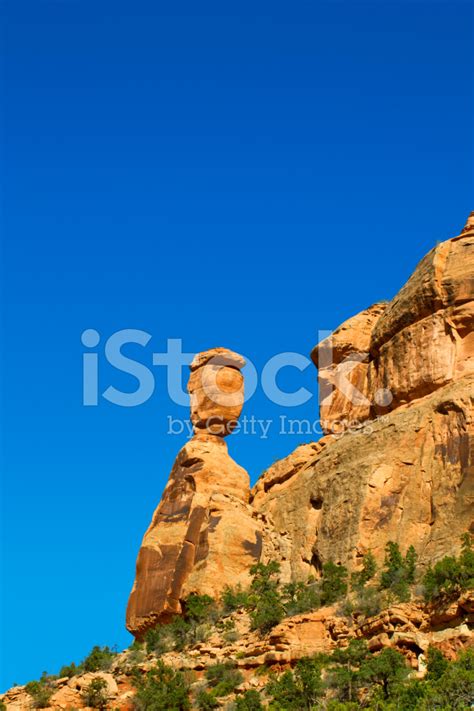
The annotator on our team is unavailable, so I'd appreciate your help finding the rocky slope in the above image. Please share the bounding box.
[2,590,473,710]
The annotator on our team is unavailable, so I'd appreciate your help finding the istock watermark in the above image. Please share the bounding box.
[81,331,316,408]
[166,415,383,440]
[80,329,393,423]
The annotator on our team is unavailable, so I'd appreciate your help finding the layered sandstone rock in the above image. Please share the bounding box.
[126,349,262,638]
[254,214,474,578]
[253,375,473,579]
[311,302,388,433]
[311,214,474,433]
[127,213,473,639]
[189,347,245,436]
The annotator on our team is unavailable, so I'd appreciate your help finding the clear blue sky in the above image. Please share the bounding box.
[1,0,472,690]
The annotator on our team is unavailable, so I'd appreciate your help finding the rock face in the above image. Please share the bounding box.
[126,349,262,638]
[311,214,474,434]
[254,213,474,578]
[127,213,473,637]
[253,375,473,580]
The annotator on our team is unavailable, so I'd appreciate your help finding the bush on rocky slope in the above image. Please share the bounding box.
[81,677,110,709]
[423,533,474,601]
[132,660,191,711]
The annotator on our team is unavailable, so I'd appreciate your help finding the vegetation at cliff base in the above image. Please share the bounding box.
[133,660,190,711]
[266,656,325,709]
[81,677,110,709]
[122,647,474,710]
[423,532,474,600]
[25,674,55,709]
[247,561,286,633]
[234,689,265,710]
[142,540,422,651]
[379,542,418,603]
[14,535,474,711]
[204,661,244,697]
[326,639,371,703]
[58,645,117,678]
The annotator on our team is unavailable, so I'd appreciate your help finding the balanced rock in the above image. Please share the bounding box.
[126,348,262,638]
[188,347,245,436]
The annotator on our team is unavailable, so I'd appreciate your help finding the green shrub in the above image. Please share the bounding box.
[386,678,427,710]
[145,594,219,655]
[145,617,192,654]
[126,641,146,667]
[248,561,281,596]
[267,656,324,710]
[221,620,240,645]
[337,596,354,618]
[221,585,250,613]
[249,595,284,634]
[266,669,301,710]
[205,662,243,697]
[379,542,417,602]
[234,689,264,710]
[380,542,406,589]
[195,689,219,710]
[247,561,285,634]
[327,639,370,702]
[171,616,194,650]
[404,545,417,584]
[133,660,190,711]
[58,661,81,678]
[282,579,320,616]
[423,533,474,601]
[144,625,171,655]
[25,674,55,709]
[351,551,377,590]
[223,630,240,644]
[82,646,116,672]
[353,586,383,618]
[419,649,474,709]
[0,701,6,711]
[81,677,110,709]
[360,647,409,700]
[321,561,348,605]
[460,532,474,583]
[184,594,217,624]
[425,645,448,681]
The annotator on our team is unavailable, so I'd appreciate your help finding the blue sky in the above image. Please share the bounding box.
[1,0,473,690]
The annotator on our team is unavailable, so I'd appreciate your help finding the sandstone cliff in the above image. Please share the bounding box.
[127,213,473,638]
[253,213,473,579]
[2,214,474,710]
[126,349,263,638]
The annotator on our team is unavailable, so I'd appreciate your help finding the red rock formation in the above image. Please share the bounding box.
[254,213,474,578]
[127,213,473,638]
[126,349,262,638]
[311,213,474,433]
[368,217,474,410]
